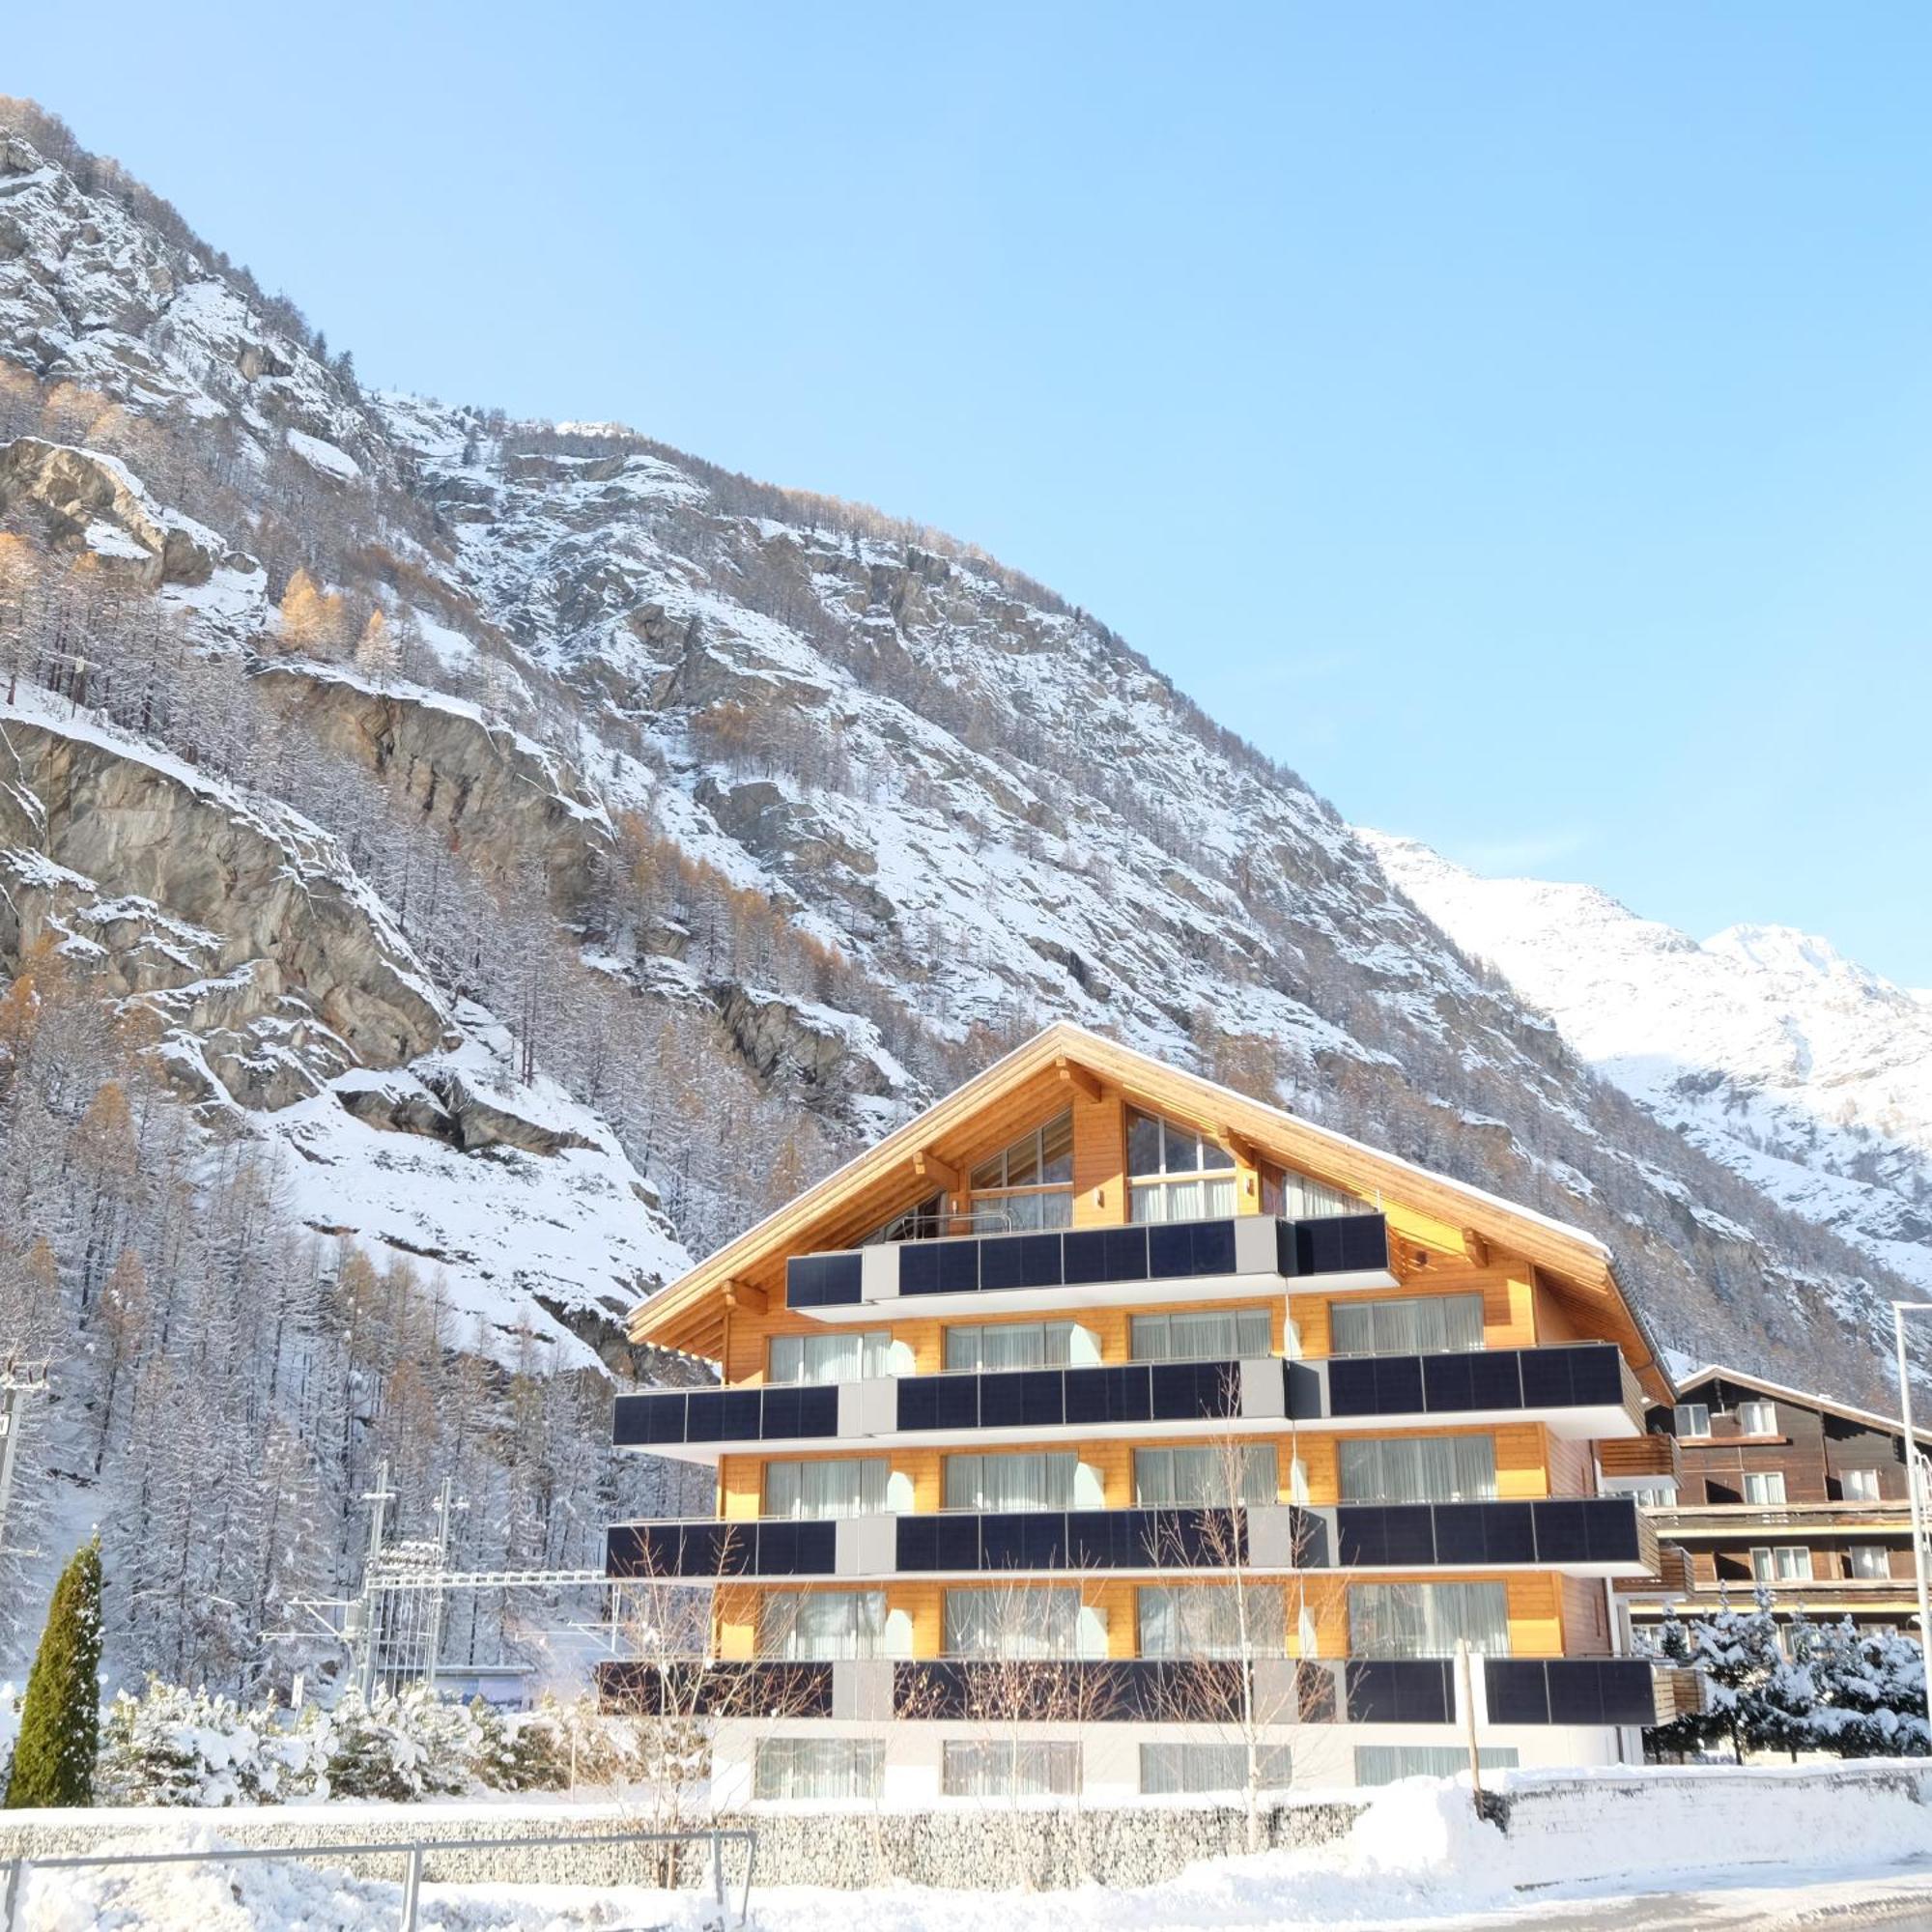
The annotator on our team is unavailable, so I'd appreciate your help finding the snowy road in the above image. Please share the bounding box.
[1436,1858,1932,1930]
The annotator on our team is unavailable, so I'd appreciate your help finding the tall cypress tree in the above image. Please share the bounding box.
[6,1537,103,1807]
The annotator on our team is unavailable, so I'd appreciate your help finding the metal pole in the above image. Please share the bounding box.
[711,1830,724,1918]
[1456,1638,1483,1804]
[357,1460,392,1700]
[1892,1304,1932,1744]
[399,1843,423,1932]
[2,1857,22,1932]
[421,1476,454,1690]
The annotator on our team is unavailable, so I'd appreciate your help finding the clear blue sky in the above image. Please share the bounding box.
[12,4,1932,983]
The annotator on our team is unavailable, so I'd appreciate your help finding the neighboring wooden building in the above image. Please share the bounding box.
[1622,1365,1925,1632]
[608,1022,1684,1803]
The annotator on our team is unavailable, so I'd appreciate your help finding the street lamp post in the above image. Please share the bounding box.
[1890,1301,1932,1745]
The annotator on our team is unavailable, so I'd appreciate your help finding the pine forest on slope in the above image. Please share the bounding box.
[0,97,1917,1695]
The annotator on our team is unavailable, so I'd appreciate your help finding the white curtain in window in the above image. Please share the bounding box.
[945,1321,1080,1373]
[1262,1164,1362,1221]
[941,1740,1080,1797]
[1744,1471,1786,1506]
[943,1586,1081,1658]
[768,1329,892,1385]
[1337,1436,1496,1505]
[1130,1309,1272,1362]
[1133,1443,1278,1507]
[944,1451,1079,1512]
[1349,1581,1509,1659]
[1130,1174,1239,1225]
[1137,1582,1287,1659]
[753,1738,884,1800]
[1329,1294,1484,1357]
[764,1458,890,1520]
[759,1589,888,1660]
[1140,1742,1292,1795]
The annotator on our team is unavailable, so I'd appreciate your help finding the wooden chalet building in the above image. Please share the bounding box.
[1621,1365,1926,1632]
[607,1023,1686,1804]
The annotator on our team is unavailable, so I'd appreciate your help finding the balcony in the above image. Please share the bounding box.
[606,1493,1654,1582]
[611,1339,1644,1462]
[595,1653,1672,1728]
[785,1212,1395,1321]
[1651,1501,1913,1541]
[1596,1432,1682,1488]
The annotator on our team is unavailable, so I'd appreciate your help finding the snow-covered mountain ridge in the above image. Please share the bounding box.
[1365,834,1932,1295]
[0,94,1925,1693]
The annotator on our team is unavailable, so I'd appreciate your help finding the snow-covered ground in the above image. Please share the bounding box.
[21,1769,1932,1930]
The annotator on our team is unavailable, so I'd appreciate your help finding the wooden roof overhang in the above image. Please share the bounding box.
[631,1021,1673,1404]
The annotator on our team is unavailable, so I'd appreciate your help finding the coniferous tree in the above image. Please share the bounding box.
[7,1536,103,1807]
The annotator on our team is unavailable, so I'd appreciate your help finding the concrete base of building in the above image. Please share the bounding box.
[708,1716,1642,1807]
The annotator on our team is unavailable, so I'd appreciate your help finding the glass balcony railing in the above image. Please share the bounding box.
[593,1653,1669,1727]
[605,1493,1652,1581]
[786,1212,1392,1311]
[611,1340,1642,1454]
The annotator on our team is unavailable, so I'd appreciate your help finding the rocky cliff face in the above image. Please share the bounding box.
[0,104,1918,1406]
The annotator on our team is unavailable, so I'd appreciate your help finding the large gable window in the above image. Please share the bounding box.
[969,1110,1074,1232]
[1127,1109,1237,1225]
[1260,1160,1362,1221]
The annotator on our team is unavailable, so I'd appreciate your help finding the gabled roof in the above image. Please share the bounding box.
[631,1020,1671,1400]
[1675,1363,1931,1448]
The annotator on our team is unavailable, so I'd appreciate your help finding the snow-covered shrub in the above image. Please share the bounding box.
[300,1685,480,1802]
[467,1695,568,1792]
[98,1677,290,1806]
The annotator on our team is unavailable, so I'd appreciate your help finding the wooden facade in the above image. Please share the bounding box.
[614,1023,1673,1799]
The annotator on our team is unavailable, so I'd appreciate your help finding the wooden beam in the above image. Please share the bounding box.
[1055,1055,1103,1102]
[912,1149,960,1191]
[722,1279,767,1316]
[1461,1228,1491,1269]
[1223,1128,1262,1169]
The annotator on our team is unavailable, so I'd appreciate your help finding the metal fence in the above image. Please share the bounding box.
[0,1820,757,1931]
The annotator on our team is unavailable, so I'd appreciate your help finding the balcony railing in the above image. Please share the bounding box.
[1597,1433,1682,1484]
[606,1493,1653,1581]
[1652,1501,1912,1539]
[785,1212,1393,1318]
[611,1339,1645,1459]
[595,1653,1670,1728]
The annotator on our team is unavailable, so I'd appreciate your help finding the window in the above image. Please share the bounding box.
[1260,1161,1361,1222]
[1338,1436,1496,1505]
[1848,1546,1891,1579]
[1743,1471,1787,1507]
[1673,1404,1712,1438]
[1138,1582,1287,1659]
[1738,1401,1778,1436]
[1130,1308,1272,1362]
[1330,1294,1484,1358]
[768,1330,892,1385]
[944,1586,1082,1659]
[764,1458,890,1520]
[1134,1443,1278,1508]
[1127,1109,1238,1225]
[1349,1582,1510,1659]
[945,1451,1079,1513]
[1140,1742,1293,1796]
[753,1737,883,1801]
[1749,1547,1813,1584]
[1842,1468,1882,1502]
[941,1740,1080,1798]
[1630,1486,1677,1510]
[862,1193,946,1245]
[759,1589,888,1661]
[944,1321,1092,1373]
[969,1111,1074,1231]
[1355,1745,1519,1787]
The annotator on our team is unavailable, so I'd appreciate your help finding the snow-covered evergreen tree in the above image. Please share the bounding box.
[5,1536,101,1806]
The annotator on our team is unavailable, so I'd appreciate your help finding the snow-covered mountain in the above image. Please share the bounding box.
[0,95,1923,1685]
[1365,834,1932,1295]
